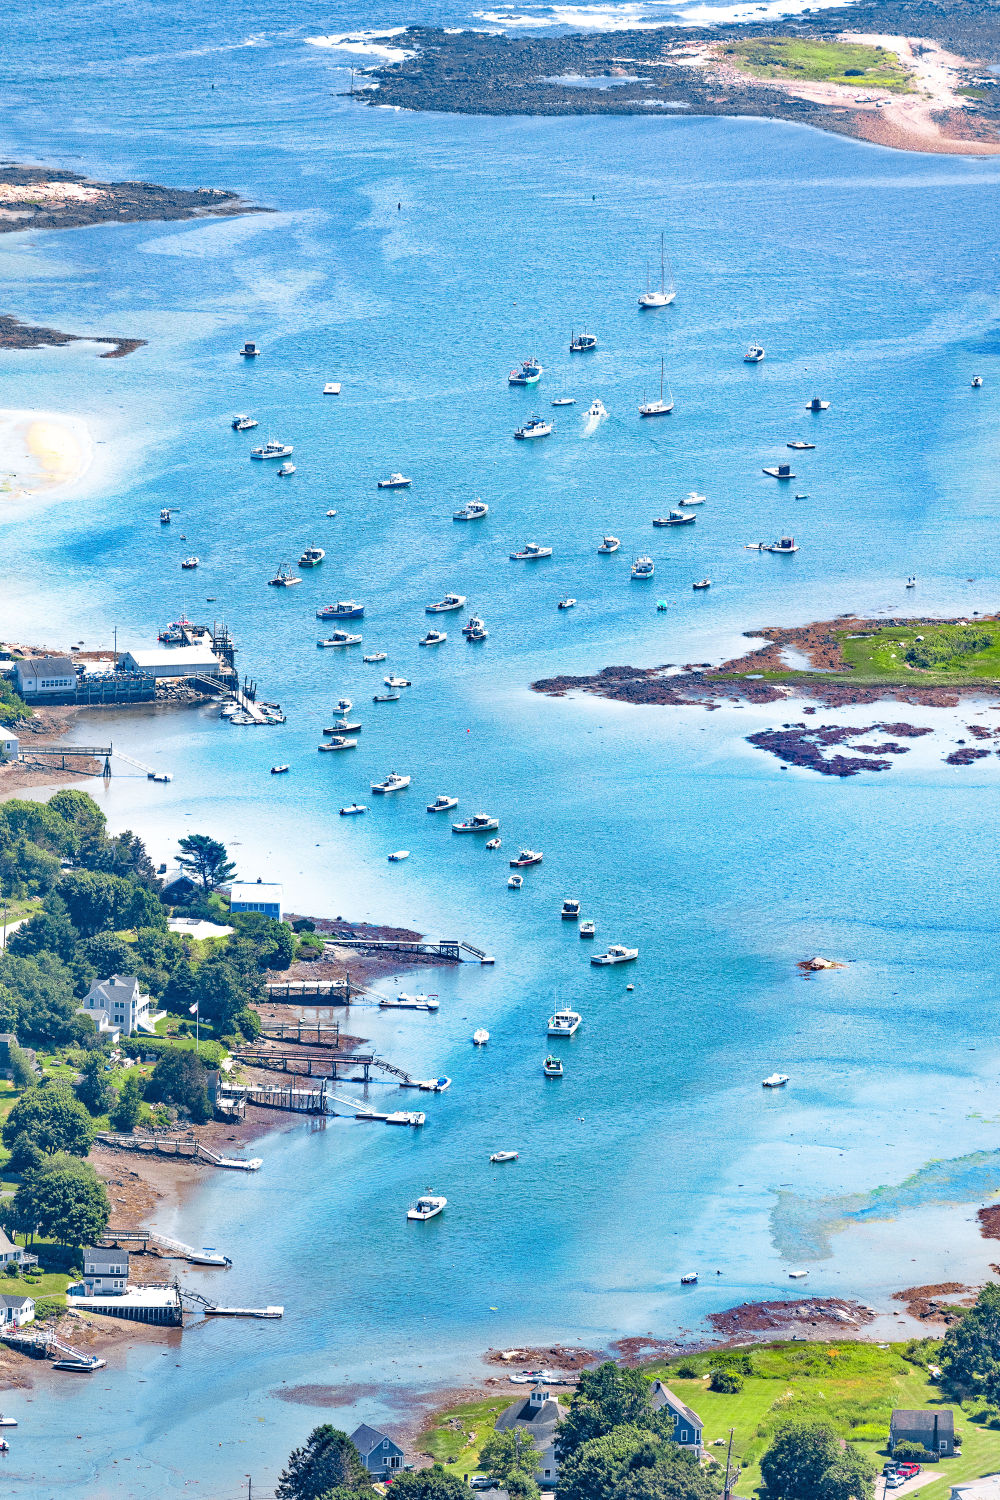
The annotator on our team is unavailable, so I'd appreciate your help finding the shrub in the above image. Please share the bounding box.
[709,1369,744,1393]
[674,1362,700,1379]
[31,1297,65,1320]
[892,1441,930,1461]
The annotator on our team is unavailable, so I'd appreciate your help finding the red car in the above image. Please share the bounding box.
[897,1463,921,1478]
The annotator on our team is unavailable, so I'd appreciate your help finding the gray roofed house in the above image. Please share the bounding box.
[13,656,77,698]
[0,1228,36,1271]
[350,1423,405,1477]
[0,1294,35,1327]
[82,1246,130,1296]
[890,1408,956,1457]
[650,1382,704,1454]
[495,1387,563,1488]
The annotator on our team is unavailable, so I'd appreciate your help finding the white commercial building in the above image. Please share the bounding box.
[13,656,77,698]
[118,646,221,680]
[79,975,152,1038]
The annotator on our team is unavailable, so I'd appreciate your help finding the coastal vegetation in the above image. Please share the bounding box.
[719,38,913,93]
[838,620,1000,679]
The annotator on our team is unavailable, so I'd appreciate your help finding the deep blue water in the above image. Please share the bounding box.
[4,0,1000,1494]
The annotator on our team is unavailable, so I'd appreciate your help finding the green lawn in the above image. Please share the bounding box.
[838,621,1000,680]
[722,38,913,93]
[422,1396,513,1473]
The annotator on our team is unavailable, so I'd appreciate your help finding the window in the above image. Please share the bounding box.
[940,1441,948,1452]
[680,1430,688,1442]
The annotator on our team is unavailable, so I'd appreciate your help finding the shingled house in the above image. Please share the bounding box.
[495,1386,562,1488]
[650,1381,704,1455]
[890,1408,956,1457]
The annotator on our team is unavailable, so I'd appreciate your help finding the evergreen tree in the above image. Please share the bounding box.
[110,1073,142,1132]
[276,1426,368,1500]
[557,1364,658,1459]
[176,834,236,892]
[76,1053,116,1117]
[942,1282,1000,1404]
[9,1154,110,1247]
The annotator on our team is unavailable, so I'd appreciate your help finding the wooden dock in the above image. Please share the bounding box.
[265,980,351,1003]
[96,1131,261,1170]
[232,1047,416,1084]
[260,1020,342,1046]
[324,937,494,964]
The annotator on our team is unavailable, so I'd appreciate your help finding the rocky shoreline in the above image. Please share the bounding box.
[0,163,266,236]
[0,313,145,359]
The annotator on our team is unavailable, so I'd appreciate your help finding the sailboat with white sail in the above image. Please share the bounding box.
[638,233,676,309]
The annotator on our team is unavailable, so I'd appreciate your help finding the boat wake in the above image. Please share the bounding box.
[581,401,607,436]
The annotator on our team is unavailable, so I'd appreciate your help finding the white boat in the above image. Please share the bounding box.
[807,397,830,410]
[508,874,523,889]
[639,358,674,416]
[485,837,501,849]
[317,736,357,751]
[326,508,338,517]
[508,357,543,386]
[428,794,459,812]
[317,631,362,647]
[788,1270,809,1279]
[543,1055,563,1077]
[638,234,676,308]
[454,499,488,521]
[278,462,295,476]
[490,1150,518,1162]
[420,630,446,646]
[762,1072,790,1088]
[453,813,499,833]
[377,473,411,489]
[324,382,341,395]
[570,330,597,352]
[407,1194,447,1221]
[337,697,352,711]
[388,850,409,862]
[299,545,325,567]
[463,616,488,641]
[159,508,171,523]
[514,415,552,441]
[363,652,388,662]
[381,993,439,1011]
[587,399,607,420]
[591,945,638,965]
[510,849,543,868]
[232,414,258,430]
[473,1029,490,1046]
[427,593,466,612]
[680,1272,698,1285]
[384,675,411,688]
[181,556,199,569]
[579,920,595,939]
[906,576,916,588]
[270,765,289,776]
[744,343,765,363]
[318,601,364,619]
[551,397,576,407]
[371,771,410,793]
[631,556,654,579]
[693,579,711,590]
[510,542,552,560]
[766,537,799,553]
[653,510,695,526]
[0,1416,17,1427]
[240,340,260,357]
[787,441,815,451]
[598,535,620,553]
[251,440,293,459]
[548,1009,582,1036]
[560,898,580,920]
[681,490,706,505]
[972,375,984,387]
[373,689,400,702]
[188,1247,232,1268]
[340,803,367,815]
[558,598,576,610]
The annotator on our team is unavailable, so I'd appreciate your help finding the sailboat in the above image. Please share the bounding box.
[638,234,676,309]
[639,358,674,417]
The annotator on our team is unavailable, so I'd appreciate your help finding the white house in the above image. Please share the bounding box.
[230,879,283,921]
[0,732,18,761]
[0,1294,35,1328]
[13,656,77,698]
[0,1228,36,1271]
[82,1247,130,1296]
[118,646,221,680]
[650,1382,704,1455]
[78,975,152,1038]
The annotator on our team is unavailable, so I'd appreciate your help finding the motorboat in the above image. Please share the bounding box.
[251,440,293,459]
[766,537,799,553]
[268,563,300,587]
[807,397,830,410]
[318,601,364,619]
[543,1055,564,1077]
[270,764,290,775]
[232,414,258,430]
[972,375,984,387]
[278,462,295,476]
[490,1150,518,1162]
[762,1072,790,1088]
[510,849,543,868]
[240,341,260,357]
[337,698,353,711]
[371,771,410,793]
[598,536,620,553]
[510,542,552,560]
[189,1247,233,1268]
[181,556,199,569]
[407,1194,447,1221]
[744,343,765,362]
[787,441,815,451]
[763,464,794,479]
[681,490,706,505]
[463,616,488,640]
[373,689,401,702]
[558,598,576,610]
[653,510,695,526]
[324,382,341,395]
[486,837,501,850]
[514,415,552,440]
[381,993,439,1011]
[561,898,580,920]
[326,508,338,517]
[428,794,459,812]
[693,579,711,590]
[508,874,523,889]
[570,331,597,352]
[579,920,595,939]
[638,233,675,308]
[325,717,362,733]
[318,736,357,751]
[906,576,916,588]
[591,945,638,965]
[548,1009,581,1036]
[631,556,654,579]
[453,813,499,833]
[420,630,446,646]
[0,1417,16,1427]
[657,600,668,611]
[473,1029,490,1046]
[299,545,325,567]
[384,675,411,688]
[159,508,172,523]
[639,358,674,416]
[454,499,488,520]
[508,358,543,386]
[680,1272,698,1285]
[317,631,361,647]
[388,850,409,862]
[788,1270,809,1279]
[551,397,576,407]
[427,593,466,612]
[363,652,388,663]
[587,399,607,420]
[340,803,367,815]
[378,473,412,488]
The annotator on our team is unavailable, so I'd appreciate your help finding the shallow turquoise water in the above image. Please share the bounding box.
[4,1,1000,1494]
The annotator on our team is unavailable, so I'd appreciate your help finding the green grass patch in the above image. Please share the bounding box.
[421,1396,512,1473]
[722,37,913,93]
[838,620,1000,680]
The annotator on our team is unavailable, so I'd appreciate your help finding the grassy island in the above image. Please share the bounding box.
[720,38,914,94]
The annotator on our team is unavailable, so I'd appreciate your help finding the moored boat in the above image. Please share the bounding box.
[510,849,543,868]
[638,357,673,416]
[598,536,620,553]
[508,874,523,889]
[426,593,466,612]
[508,357,543,385]
[514,415,552,441]
[317,631,361,647]
[232,413,258,430]
[570,331,597,352]
[453,813,499,833]
[181,556,199,569]
[510,542,552,560]
[473,1029,490,1046]
[407,1194,447,1220]
[766,537,799,553]
[250,440,292,460]
[463,616,488,641]
[543,1055,563,1077]
[278,462,295,476]
[653,510,695,526]
[548,1009,581,1036]
[561,898,580,920]
[454,499,488,521]
[744,343,765,362]
[371,770,410,793]
[579,920,595,938]
[631,556,654,579]
[591,944,638,965]
[377,473,412,489]
[420,629,447,646]
[558,598,576,610]
[318,736,357,751]
[298,545,325,567]
[240,341,261,357]
[762,1072,790,1088]
[317,601,364,619]
[638,234,675,308]
[340,803,367,815]
[490,1150,518,1162]
[427,794,459,812]
[693,578,711,590]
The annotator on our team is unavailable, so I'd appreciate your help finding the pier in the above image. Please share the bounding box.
[179,1286,283,1318]
[96,1228,231,1265]
[265,981,351,1004]
[260,1019,342,1045]
[1,1325,106,1370]
[231,1046,417,1085]
[324,936,494,964]
[96,1131,262,1169]
[216,1078,425,1125]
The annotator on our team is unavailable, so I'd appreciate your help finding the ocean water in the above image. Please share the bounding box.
[4,0,1000,1493]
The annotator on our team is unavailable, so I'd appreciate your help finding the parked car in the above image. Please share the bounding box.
[885,1477,905,1491]
[883,1464,898,1477]
[470,1479,492,1492]
[897,1464,921,1478]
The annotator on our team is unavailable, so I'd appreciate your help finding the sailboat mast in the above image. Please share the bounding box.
[660,357,664,402]
[660,233,665,295]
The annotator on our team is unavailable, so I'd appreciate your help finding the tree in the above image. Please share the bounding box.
[110,1072,142,1132]
[942,1282,1000,1403]
[480,1430,539,1483]
[507,1476,541,1500]
[7,1040,35,1089]
[2,1081,95,1159]
[47,789,107,847]
[176,835,236,893]
[195,949,262,1036]
[759,1423,874,1500]
[0,951,89,1047]
[230,910,296,971]
[80,931,134,977]
[557,1364,658,1459]
[9,1155,110,1247]
[7,901,79,963]
[382,1468,468,1500]
[820,1452,875,1500]
[276,1426,368,1500]
[708,1369,743,1393]
[145,1048,210,1123]
[557,1428,717,1500]
[76,1053,116,1117]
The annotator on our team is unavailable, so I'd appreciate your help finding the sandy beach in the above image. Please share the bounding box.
[0,407,94,502]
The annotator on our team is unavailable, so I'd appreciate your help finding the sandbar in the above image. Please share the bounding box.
[0,407,94,500]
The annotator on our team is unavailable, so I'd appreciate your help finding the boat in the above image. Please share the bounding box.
[788,1269,809,1279]
[53,1356,106,1372]
[427,593,466,613]
[485,837,501,850]
[490,1150,518,1162]
[388,850,409,862]
[250,440,293,460]
[587,399,607,420]
[318,736,357,751]
[371,771,410,793]
[631,556,654,579]
[558,598,576,610]
[420,630,447,646]
[326,509,337,517]
[763,464,794,479]
[473,1029,490,1046]
[463,616,488,641]
[548,1009,581,1036]
[653,510,695,526]
[453,812,499,833]
[318,601,364,619]
[510,542,552,560]
[373,690,401,702]
[570,330,597,352]
[638,233,675,308]
[639,358,674,417]
[340,803,367,815]
[159,617,193,643]
[508,874,523,889]
[906,576,916,588]
[325,718,362,733]
[744,343,765,362]
[381,993,439,1011]
[240,341,260,357]
[657,601,668,611]
[181,556,199,569]
[561,898,581,920]
[551,397,576,407]
[278,462,296,476]
[807,397,830,410]
[188,1247,232,1268]
[972,375,984,387]
[510,849,543,868]
[407,1194,447,1221]
[337,697,353,711]
[384,675,411,688]
[317,631,361,647]
[232,414,258,430]
[427,794,458,812]
[454,499,488,521]
[508,358,543,386]
[762,1072,790,1088]
[591,945,638,965]
[268,564,300,586]
[324,382,341,395]
[693,578,711,590]
[579,920,595,939]
[795,493,809,500]
[514,415,552,441]
[299,545,325,567]
[680,1272,698,1285]
[787,441,815,451]
[363,652,388,662]
[159,508,172,524]
[598,536,620,553]
[270,764,290,775]
[766,537,799,553]
[543,1055,564,1077]
[377,473,412,489]
[680,490,706,505]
